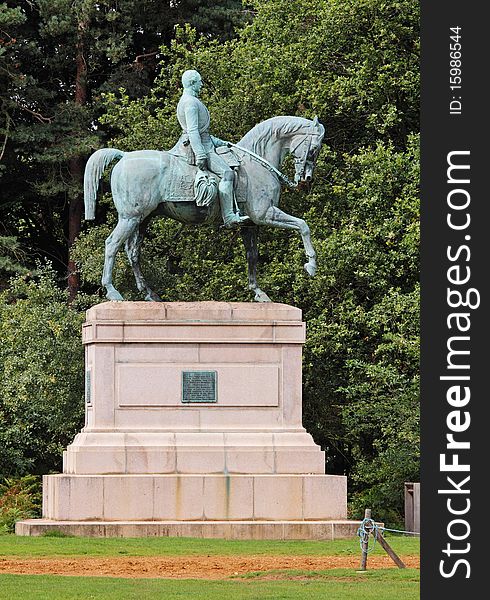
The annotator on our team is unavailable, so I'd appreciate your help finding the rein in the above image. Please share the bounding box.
[226,142,297,189]
[229,124,320,188]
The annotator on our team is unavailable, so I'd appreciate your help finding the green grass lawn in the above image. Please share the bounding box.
[0,533,419,558]
[0,535,420,599]
[0,570,420,600]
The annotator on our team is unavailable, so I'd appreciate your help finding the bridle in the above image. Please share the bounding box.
[228,121,324,188]
[290,127,323,184]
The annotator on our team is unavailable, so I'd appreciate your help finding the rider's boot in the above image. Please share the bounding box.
[219,179,249,228]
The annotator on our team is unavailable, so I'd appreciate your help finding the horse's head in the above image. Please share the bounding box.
[290,116,325,188]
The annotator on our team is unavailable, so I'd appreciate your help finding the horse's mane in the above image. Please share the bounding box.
[239,116,313,154]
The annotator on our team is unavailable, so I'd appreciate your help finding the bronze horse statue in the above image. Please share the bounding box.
[84,115,324,302]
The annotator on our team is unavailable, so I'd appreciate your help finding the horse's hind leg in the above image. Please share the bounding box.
[125,216,162,302]
[102,217,138,301]
[240,225,271,302]
[258,206,317,276]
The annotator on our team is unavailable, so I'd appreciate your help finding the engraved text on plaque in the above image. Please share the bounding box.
[182,371,217,403]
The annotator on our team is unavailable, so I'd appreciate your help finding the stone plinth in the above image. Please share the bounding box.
[42,474,347,521]
[16,520,360,540]
[17,302,351,539]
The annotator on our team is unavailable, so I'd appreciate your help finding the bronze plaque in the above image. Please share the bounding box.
[85,369,92,404]
[182,371,217,403]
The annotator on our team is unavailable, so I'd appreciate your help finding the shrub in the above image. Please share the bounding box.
[0,475,42,533]
[0,266,86,477]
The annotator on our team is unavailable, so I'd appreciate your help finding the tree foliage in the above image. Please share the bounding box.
[0,235,28,284]
[0,475,42,532]
[0,267,85,476]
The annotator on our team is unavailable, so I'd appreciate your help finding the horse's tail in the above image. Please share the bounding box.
[84,148,124,220]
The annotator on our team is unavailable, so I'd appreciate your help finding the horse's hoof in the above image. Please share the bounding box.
[304,262,317,277]
[145,291,162,302]
[254,291,272,303]
[107,292,124,301]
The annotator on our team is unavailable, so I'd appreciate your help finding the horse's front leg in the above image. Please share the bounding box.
[259,206,317,276]
[240,225,271,302]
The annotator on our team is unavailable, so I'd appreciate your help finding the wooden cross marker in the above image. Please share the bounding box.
[358,508,406,571]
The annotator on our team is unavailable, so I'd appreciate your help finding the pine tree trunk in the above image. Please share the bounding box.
[67,21,88,302]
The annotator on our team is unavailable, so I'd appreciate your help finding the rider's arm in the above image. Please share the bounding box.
[185,104,207,160]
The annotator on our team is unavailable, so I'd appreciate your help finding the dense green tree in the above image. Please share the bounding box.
[0,266,86,476]
[0,235,28,286]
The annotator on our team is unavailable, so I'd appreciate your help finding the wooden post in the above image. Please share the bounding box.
[376,530,406,569]
[413,483,420,534]
[404,483,414,532]
[359,508,372,571]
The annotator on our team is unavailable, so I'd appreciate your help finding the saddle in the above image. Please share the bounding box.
[163,146,246,206]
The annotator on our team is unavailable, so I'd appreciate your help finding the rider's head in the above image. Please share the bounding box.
[182,70,202,94]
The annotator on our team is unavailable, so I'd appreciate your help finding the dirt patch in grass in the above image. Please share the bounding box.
[0,554,420,579]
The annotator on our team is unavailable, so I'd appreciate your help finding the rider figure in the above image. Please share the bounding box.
[177,69,247,228]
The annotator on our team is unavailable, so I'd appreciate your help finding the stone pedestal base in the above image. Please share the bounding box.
[42,474,346,521]
[63,432,326,475]
[16,519,361,540]
[18,302,352,539]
